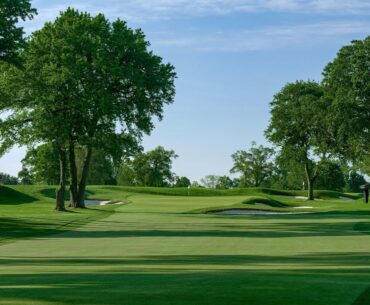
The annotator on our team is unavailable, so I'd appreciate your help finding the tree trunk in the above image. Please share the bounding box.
[55,147,66,211]
[76,146,93,208]
[304,162,316,201]
[68,141,78,208]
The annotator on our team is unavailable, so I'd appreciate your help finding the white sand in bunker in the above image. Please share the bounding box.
[295,196,323,201]
[212,209,311,215]
[84,200,123,206]
[339,196,354,201]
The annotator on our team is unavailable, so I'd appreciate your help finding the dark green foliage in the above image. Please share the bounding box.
[323,36,370,161]
[216,176,234,189]
[20,143,60,185]
[118,146,177,187]
[315,160,345,191]
[0,8,175,208]
[0,172,18,185]
[344,171,367,193]
[175,176,191,187]
[265,81,330,200]
[0,0,37,64]
[230,142,275,187]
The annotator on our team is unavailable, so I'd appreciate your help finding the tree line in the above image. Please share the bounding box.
[0,1,368,203]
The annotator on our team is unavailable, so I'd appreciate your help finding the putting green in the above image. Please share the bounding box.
[0,187,369,305]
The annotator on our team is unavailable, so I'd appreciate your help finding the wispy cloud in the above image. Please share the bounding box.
[22,1,370,53]
[151,21,370,51]
[28,0,370,26]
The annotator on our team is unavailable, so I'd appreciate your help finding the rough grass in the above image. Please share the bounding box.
[0,185,369,305]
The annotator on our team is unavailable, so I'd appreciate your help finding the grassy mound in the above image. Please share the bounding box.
[0,186,37,205]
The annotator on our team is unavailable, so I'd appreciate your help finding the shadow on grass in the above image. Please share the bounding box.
[1,252,370,267]
[0,186,37,205]
[0,208,114,244]
[0,264,368,305]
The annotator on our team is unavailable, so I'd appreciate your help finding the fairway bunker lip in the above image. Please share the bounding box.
[210,209,312,215]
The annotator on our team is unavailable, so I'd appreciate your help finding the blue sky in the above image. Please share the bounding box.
[1,0,369,181]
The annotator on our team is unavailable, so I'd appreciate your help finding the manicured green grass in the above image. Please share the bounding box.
[0,185,369,305]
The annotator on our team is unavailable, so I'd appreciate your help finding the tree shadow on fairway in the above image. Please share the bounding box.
[0,186,37,205]
[0,265,368,305]
[47,220,370,239]
[1,252,370,268]
[0,208,113,244]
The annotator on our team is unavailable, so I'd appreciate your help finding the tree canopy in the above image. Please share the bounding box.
[0,0,37,65]
[118,146,177,187]
[323,36,369,163]
[0,8,176,209]
[230,142,275,187]
[265,81,331,200]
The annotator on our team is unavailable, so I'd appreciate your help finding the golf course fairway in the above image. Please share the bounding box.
[0,186,369,305]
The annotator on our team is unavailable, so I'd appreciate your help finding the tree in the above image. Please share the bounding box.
[0,0,37,64]
[267,154,305,190]
[230,142,275,188]
[315,160,345,191]
[175,176,191,187]
[20,143,60,185]
[118,146,177,187]
[265,81,330,200]
[1,9,176,210]
[20,144,117,186]
[323,36,369,164]
[201,175,220,189]
[216,176,234,189]
[344,171,367,193]
[0,172,18,185]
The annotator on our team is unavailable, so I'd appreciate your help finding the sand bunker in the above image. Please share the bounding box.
[295,196,322,201]
[339,196,354,202]
[212,209,310,215]
[254,202,270,207]
[85,200,122,206]
[293,206,314,209]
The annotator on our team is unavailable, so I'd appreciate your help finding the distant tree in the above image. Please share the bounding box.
[18,168,33,185]
[0,0,37,64]
[344,171,367,193]
[175,176,191,187]
[76,149,115,185]
[315,160,345,191]
[216,176,234,189]
[0,172,18,185]
[271,153,306,190]
[265,81,331,200]
[201,175,220,189]
[230,142,275,188]
[323,36,369,164]
[191,181,202,188]
[118,146,177,187]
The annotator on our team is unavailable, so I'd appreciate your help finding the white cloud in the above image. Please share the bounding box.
[26,0,370,26]
[151,21,370,51]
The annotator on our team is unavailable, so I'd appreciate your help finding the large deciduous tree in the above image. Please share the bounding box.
[322,36,370,171]
[0,0,36,64]
[265,81,331,200]
[1,9,176,210]
[118,146,177,187]
[230,142,275,188]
